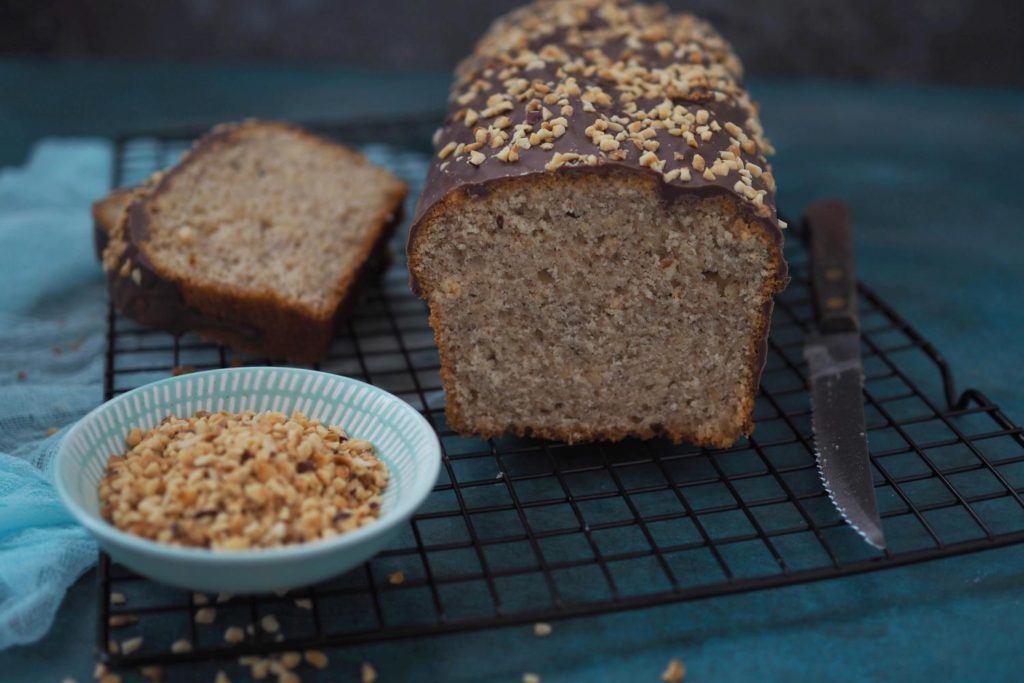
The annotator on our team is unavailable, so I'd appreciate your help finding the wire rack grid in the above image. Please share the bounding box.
[96,116,1024,672]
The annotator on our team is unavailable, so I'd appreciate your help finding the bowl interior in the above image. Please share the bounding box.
[56,367,439,555]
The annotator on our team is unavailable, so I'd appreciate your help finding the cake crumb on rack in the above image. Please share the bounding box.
[194,607,217,624]
[661,658,686,682]
[170,639,192,653]
[108,614,137,628]
[224,626,245,644]
[120,636,143,655]
[260,614,280,633]
[305,650,329,669]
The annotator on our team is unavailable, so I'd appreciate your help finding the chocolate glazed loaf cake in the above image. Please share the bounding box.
[408,0,789,448]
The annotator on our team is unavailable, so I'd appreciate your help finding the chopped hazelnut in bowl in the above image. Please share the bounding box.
[55,367,441,593]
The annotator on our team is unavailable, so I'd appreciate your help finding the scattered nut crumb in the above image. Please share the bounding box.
[171,638,192,653]
[281,652,302,669]
[362,662,378,683]
[251,659,270,679]
[662,658,686,682]
[110,592,127,605]
[294,598,312,610]
[304,650,329,669]
[47,427,60,436]
[139,666,162,682]
[214,671,230,683]
[108,614,138,628]
[533,622,552,637]
[224,626,245,644]
[260,614,280,633]
[194,607,217,624]
[387,571,405,585]
[193,593,209,605]
[121,636,143,655]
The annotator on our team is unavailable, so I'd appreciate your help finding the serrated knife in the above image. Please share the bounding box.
[802,199,886,550]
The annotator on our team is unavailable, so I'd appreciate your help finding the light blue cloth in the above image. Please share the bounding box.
[0,140,112,649]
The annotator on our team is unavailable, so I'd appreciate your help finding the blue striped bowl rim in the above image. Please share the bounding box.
[55,367,441,563]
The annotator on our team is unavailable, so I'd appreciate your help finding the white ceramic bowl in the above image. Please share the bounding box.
[55,367,441,593]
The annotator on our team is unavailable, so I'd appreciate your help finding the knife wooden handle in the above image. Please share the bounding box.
[804,199,859,333]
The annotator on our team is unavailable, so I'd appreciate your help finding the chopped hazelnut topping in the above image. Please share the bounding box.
[427,0,779,221]
[98,410,387,550]
[437,142,457,160]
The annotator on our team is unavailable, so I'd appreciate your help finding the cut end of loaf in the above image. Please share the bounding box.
[410,170,786,448]
[140,121,406,317]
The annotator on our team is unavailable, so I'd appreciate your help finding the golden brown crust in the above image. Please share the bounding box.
[103,120,407,362]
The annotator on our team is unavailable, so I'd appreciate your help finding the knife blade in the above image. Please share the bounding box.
[802,199,886,550]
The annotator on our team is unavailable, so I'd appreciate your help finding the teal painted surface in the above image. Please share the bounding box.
[2,60,1023,682]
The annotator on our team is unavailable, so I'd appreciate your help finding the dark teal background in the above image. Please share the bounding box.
[1,60,1022,682]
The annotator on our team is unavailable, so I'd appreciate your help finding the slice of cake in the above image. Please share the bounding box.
[407,0,788,448]
[102,121,407,362]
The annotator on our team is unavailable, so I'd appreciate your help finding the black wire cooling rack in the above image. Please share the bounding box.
[98,116,1024,673]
